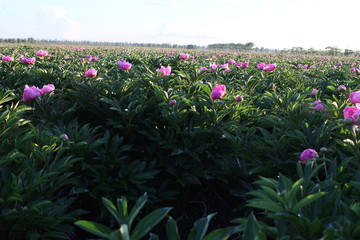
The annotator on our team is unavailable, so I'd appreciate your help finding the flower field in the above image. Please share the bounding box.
[1,44,360,239]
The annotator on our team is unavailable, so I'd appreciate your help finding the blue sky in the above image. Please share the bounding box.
[1,0,359,50]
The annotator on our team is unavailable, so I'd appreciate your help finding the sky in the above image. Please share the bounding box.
[0,0,359,51]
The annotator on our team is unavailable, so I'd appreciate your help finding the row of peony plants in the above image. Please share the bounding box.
[1,44,360,239]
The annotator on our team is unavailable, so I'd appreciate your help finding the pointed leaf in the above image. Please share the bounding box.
[254,176,277,189]
[102,197,123,226]
[129,193,148,226]
[117,196,128,218]
[188,213,216,240]
[288,178,304,202]
[203,227,233,240]
[246,200,284,212]
[166,217,180,240]
[260,186,283,203]
[131,207,172,240]
[75,220,111,239]
[292,192,326,212]
[243,213,266,240]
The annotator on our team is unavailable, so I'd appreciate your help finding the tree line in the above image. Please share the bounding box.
[0,38,359,56]
[0,38,205,50]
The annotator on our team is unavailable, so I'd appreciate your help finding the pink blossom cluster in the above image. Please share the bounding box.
[344,91,360,124]
[1,55,13,61]
[21,57,36,65]
[86,55,99,61]
[235,62,249,68]
[118,60,132,70]
[85,68,98,78]
[22,84,55,102]
[179,53,190,60]
[211,84,226,100]
[36,50,50,57]
[156,66,171,76]
[257,63,276,71]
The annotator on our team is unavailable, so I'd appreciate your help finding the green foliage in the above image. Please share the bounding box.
[75,193,172,240]
[1,44,360,239]
[76,194,236,240]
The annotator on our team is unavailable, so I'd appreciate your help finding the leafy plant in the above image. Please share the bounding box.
[75,193,172,240]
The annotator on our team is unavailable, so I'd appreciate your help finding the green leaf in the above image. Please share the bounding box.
[260,186,283,202]
[129,193,148,226]
[116,196,130,221]
[246,200,284,212]
[102,197,123,226]
[292,192,326,212]
[203,227,234,240]
[75,220,112,239]
[131,207,172,240]
[243,213,266,240]
[166,217,180,240]
[288,178,304,202]
[254,176,278,189]
[188,213,216,240]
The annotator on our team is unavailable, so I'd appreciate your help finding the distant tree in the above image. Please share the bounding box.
[344,49,354,56]
[27,37,36,44]
[244,42,255,50]
[325,46,341,56]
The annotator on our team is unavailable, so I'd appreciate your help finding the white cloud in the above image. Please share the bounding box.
[42,6,82,40]
[63,19,81,40]
[44,6,67,19]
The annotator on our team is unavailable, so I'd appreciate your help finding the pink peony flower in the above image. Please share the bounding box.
[85,68,97,78]
[314,103,324,111]
[211,84,226,100]
[60,134,69,140]
[311,89,318,95]
[21,57,36,65]
[118,60,132,70]
[257,63,266,70]
[349,91,360,108]
[156,66,171,76]
[300,149,318,163]
[40,84,55,95]
[2,55,13,61]
[242,62,249,68]
[235,62,243,67]
[22,85,42,102]
[179,53,190,60]
[36,50,49,57]
[262,64,276,72]
[200,67,208,71]
[210,62,218,70]
[228,59,235,65]
[89,56,99,61]
[343,106,360,124]
[235,96,243,102]
[169,99,176,106]
[221,63,231,72]
[337,85,346,93]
